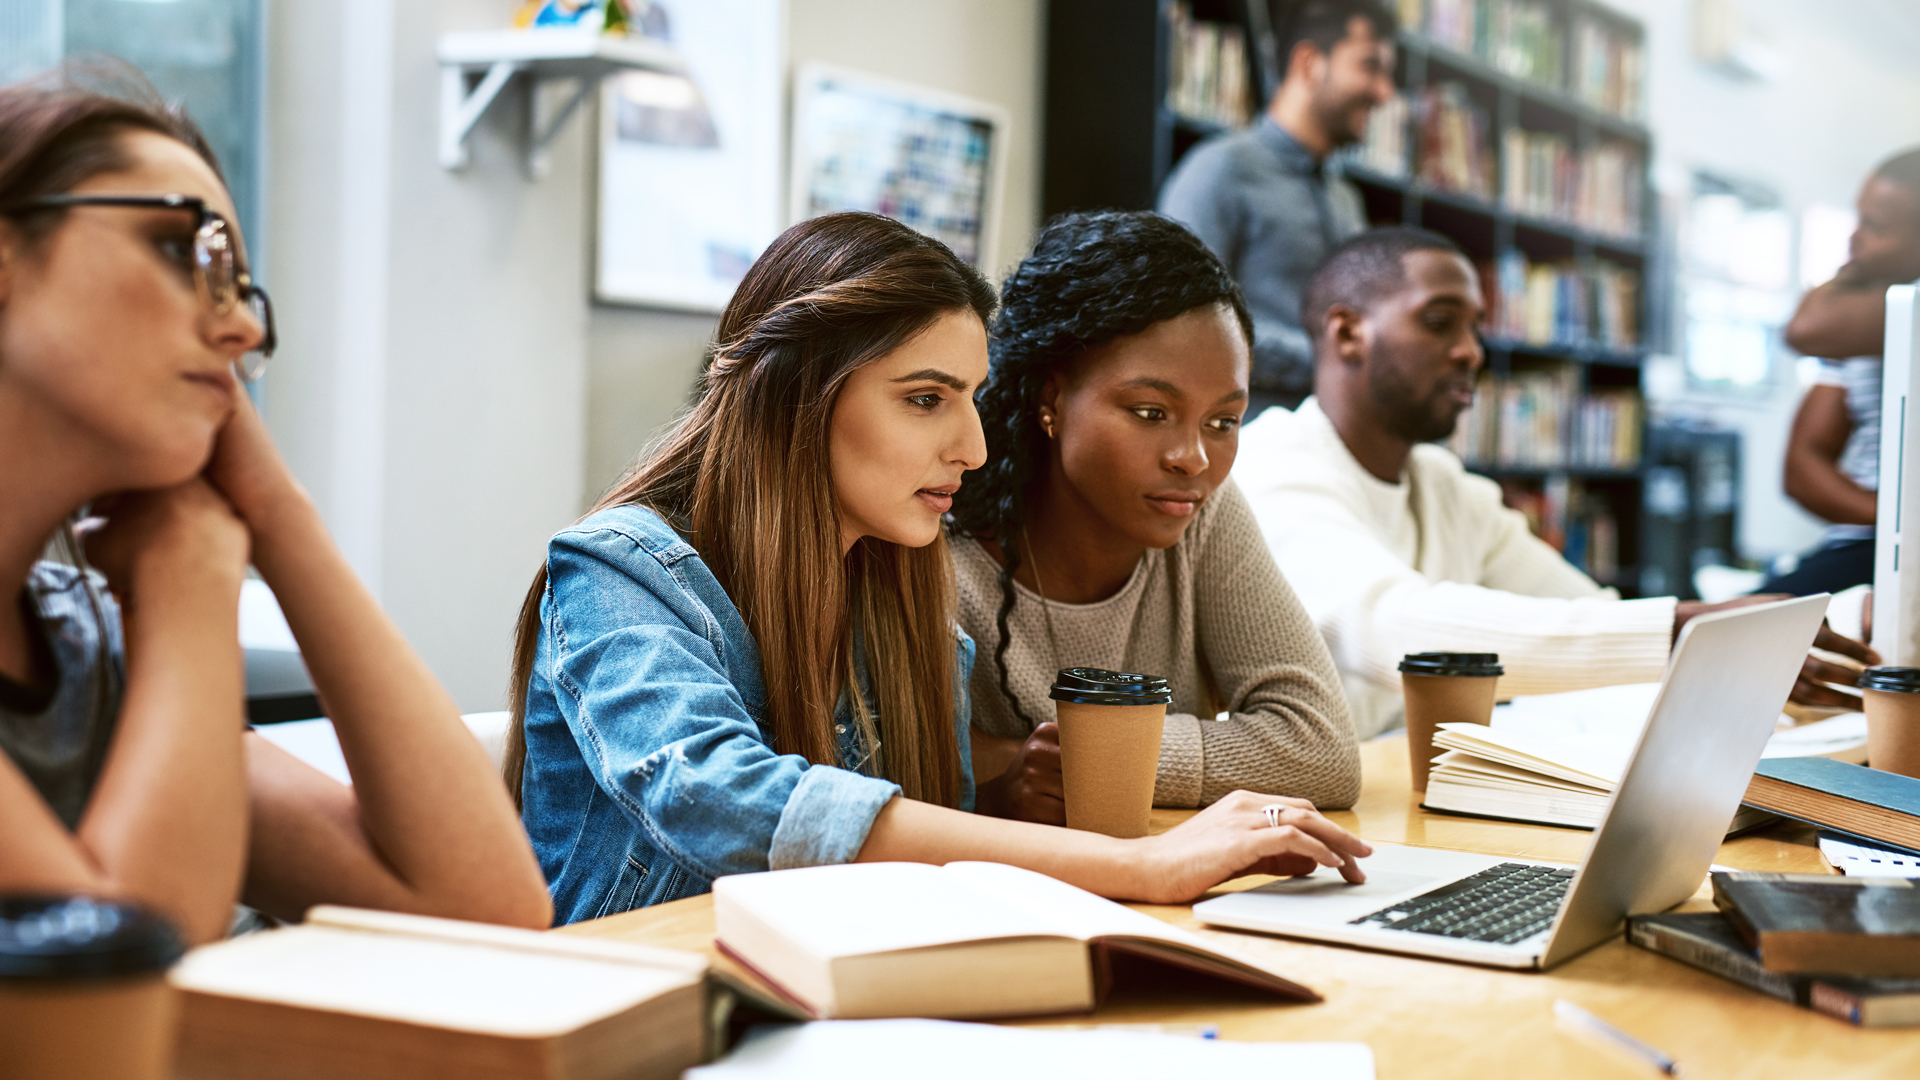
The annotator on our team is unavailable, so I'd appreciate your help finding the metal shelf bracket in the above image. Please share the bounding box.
[436,30,686,179]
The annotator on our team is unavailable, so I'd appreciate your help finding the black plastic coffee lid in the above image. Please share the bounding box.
[1860,666,1920,694]
[1399,652,1504,677]
[1049,667,1173,706]
[0,896,184,980]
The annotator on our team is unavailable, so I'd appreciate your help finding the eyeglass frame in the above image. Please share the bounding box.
[0,192,277,379]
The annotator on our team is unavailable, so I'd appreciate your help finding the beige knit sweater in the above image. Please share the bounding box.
[952,481,1362,810]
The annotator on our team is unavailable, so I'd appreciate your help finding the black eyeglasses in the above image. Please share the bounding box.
[3,193,276,381]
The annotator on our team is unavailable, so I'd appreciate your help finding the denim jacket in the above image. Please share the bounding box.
[518,504,976,925]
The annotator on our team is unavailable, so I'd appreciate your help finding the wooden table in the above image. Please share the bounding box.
[560,736,1918,1078]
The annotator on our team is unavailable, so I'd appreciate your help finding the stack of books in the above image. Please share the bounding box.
[1630,873,1920,1028]
[1421,0,1564,90]
[1164,2,1252,129]
[1415,81,1494,199]
[1420,682,1869,831]
[1446,369,1643,471]
[1570,14,1645,119]
[1486,250,1640,349]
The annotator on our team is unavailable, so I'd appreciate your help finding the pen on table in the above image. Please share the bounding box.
[1553,999,1678,1076]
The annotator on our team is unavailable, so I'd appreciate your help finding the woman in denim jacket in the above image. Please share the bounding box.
[508,213,1373,924]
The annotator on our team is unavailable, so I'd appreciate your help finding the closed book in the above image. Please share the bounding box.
[1711,872,1920,977]
[1806,974,1920,1027]
[1626,912,1800,1003]
[170,906,709,1080]
[712,862,1317,1020]
[1743,757,1920,852]
[1628,911,1920,1027]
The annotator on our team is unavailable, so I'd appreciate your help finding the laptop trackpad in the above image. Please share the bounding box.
[1236,868,1440,921]
[1206,845,1513,923]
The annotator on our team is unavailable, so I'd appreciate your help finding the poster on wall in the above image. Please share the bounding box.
[595,0,784,312]
[789,64,1008,271]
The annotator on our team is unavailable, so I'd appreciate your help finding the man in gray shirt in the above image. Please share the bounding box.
[1159,0,1397,415]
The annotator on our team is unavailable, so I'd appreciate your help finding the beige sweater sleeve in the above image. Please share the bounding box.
[1154,483,1362,810]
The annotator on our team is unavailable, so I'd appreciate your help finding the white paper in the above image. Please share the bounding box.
[687,1020,1375,1079]
[1819,835,1920,878]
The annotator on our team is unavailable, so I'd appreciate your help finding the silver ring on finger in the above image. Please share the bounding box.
[1263,804,1285,828]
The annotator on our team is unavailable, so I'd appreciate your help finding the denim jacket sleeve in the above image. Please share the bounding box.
[541,517,903,879]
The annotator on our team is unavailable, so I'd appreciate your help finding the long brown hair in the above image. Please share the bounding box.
[505,212,996,808]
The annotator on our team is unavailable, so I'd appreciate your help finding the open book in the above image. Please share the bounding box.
[1422,683,1868,830]
[712,862,1317,1020]
[170,906,709,1080]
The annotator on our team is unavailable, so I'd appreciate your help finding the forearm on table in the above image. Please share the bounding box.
[242,490,548,924]
[1186,706,1361,809]
[855,797,1137,897]
[1358,584,1675,696]
[76,571,250,943]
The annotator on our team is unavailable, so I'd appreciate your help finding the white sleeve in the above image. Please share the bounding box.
[1249,486,1675,701]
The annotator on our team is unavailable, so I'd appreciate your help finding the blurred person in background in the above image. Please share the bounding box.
[1771,148,1920,596]
[1159,0,1398,419]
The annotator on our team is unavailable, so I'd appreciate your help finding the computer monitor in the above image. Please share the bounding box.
[1873,284,1920,662]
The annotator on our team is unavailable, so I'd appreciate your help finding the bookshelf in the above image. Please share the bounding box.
[1042,0,1658,595]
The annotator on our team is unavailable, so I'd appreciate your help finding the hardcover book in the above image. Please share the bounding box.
[712,862,1317,1020]
[1710,872,1920,977]
[1743,758,1920,853]
[170,906,709,1080]
[1629,910,1920,1027]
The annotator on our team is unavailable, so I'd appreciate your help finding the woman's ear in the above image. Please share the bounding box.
[1036,372,1066,439]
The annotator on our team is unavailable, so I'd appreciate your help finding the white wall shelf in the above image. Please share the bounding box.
[437,29,686,177]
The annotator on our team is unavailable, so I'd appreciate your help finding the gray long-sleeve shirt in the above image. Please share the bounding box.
[1158,118,1367,407]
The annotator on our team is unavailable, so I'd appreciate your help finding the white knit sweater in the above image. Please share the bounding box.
[1235,398,1676,738]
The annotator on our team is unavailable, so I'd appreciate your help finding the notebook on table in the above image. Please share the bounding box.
[1193,595,1830,971]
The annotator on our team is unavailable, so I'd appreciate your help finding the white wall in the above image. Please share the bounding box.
[264,0,1041,710]
[580,0,1045,499]
[1612,0,1920,564]
[265,0,590,711]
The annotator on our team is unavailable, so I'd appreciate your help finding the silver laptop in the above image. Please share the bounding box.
[1195,594,1831,970]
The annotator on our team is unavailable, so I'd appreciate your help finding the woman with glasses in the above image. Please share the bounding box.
[0,69,551,942]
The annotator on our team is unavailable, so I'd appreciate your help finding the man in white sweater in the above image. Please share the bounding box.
[1236,227,1874,737]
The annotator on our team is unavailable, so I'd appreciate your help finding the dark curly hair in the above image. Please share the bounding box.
[948,210,1252,728]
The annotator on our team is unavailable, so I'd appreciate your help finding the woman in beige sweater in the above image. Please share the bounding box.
[949,211,1360,823]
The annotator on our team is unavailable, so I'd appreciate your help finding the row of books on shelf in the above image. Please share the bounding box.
[1163,3,1253,130]
[1499,475,1620,584]
[1484,250,1639,350]
[1500,129,1643,237]
[1397,0,1645,119]
[1448,370,1643,470]
[1362,81,1644,237]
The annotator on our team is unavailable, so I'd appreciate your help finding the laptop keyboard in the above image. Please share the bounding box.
[1349,862,1574,945]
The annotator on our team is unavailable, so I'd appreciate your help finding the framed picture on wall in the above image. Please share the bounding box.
[594,0,784,312]
[789,64,1008,271]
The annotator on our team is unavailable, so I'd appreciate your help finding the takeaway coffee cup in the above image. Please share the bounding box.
[1399,652,1504,792]
[0,895,185,1080]
[1860,666,1920,778]
[1051,667,1173,839]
